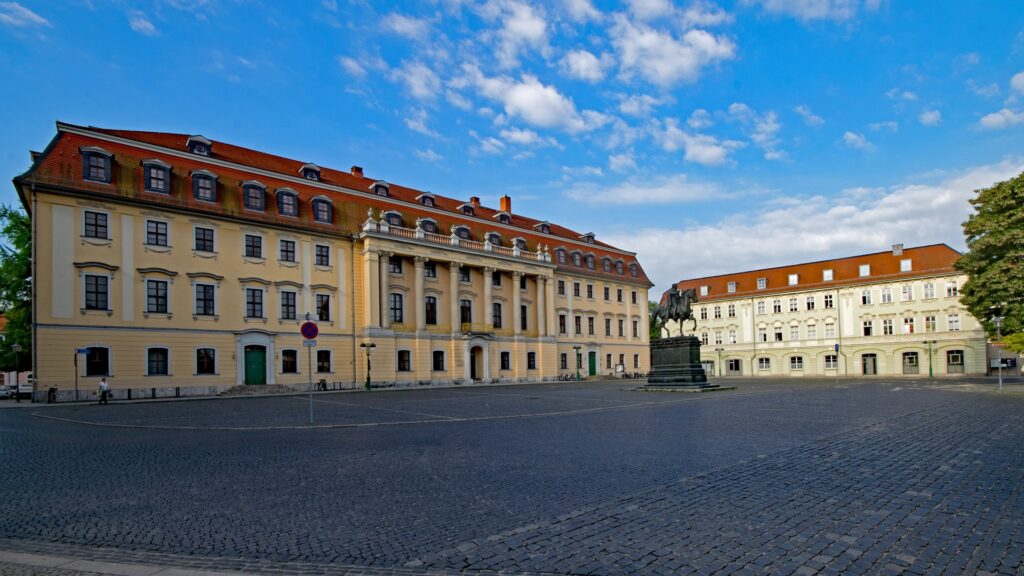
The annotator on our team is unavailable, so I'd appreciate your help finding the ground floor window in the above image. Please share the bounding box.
[500,351,510,371]
[147,348,169,375]
[397,350,412,372]
[606,353,612,369]
[824,354,838,370]
[727,358,742,375]
[946,350,964,373]
[903,351,919,374]
[560,353,568,370]
[633,354,639,368]
[317,350,331,373]
[790,356,804,370]
[527,352,537,370]
[432,350,445,371]
[196,348,216,375]
[282,349,297,374]
[758,357,771,370]
[85,347,110,376]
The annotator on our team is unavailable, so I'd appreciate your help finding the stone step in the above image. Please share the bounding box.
[217,384,298,397]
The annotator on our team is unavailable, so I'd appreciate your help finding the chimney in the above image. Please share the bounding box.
[470,196,481,208]
[892,243,904,256]
[351,165,363,178]
[500,194,512,213]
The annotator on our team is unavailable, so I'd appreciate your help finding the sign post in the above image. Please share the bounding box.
[834,343,839,387]
[74,348,89,411]
[300,318,319,424]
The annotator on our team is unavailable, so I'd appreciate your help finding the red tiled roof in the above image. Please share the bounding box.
[669,244,961,303]
[16,123,652,286]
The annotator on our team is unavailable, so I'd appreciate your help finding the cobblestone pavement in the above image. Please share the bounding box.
[2,379,1022,575]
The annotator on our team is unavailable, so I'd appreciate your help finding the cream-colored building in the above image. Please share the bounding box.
[15,123,651,400]
[665,244,988,378]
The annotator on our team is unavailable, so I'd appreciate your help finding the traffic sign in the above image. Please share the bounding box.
[303,340,317,347]
[300,321,319,340]
[834,343,840,352]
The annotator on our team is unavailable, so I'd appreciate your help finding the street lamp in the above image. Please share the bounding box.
[360,342,376,390]
[991,315,1004,391]
[923,340,937,379]
[572,345,581,380]
[714,347,725,377]
[11,343,21,403]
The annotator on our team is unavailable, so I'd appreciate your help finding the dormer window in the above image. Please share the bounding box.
[416,192,436,207]
[572,253,582,267]
[460,204,475,216]
[370,180,390,197]
[602,258,612,272]
[534,221,552,234]
[418,218,438,234]
[242,182,266,212]
[454,226,471,240]
[384,211,403,227]
[299,163,321,181]
[277,189,299,217]
[311,198,333,223]
[187,135,212,156]
[191,170,217,202]
[142,159,171,193]
[513,238,527,250]
[487,233,501,246]
[494,211,511,225]
[629,264,639,278]
[580,232,595,244]
[615,261,624,274]
[556,249,567,264]
[81,147,112,183]
[585,255,595,270]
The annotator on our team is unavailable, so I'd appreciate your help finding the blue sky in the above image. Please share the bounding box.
[1,0,1022,295]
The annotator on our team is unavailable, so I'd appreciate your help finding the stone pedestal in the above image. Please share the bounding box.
[645,335,714,388]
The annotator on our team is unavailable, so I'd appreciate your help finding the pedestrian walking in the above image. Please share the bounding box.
[98,377,110,405]
[47,386,57,404]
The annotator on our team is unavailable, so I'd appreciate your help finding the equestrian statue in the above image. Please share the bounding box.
[652,285,698,337]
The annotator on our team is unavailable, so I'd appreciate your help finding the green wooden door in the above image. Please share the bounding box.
[244,346,266,385]
[588,351,597,376]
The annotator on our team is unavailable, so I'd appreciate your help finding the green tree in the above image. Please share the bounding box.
[0,206,31,371]
[649,300,664,340]
[954,172,1024,340]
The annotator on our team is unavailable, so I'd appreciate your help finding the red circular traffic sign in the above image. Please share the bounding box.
[300,321,319,340]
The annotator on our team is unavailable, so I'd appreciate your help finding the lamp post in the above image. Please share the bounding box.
[715,347,725,377]
[360,342,376,390]
[991,315,1004,391]
[572,345,581,380]
[923,340,937,379]
[11,343,21,403]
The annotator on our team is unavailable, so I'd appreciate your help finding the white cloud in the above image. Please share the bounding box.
[682,1,734,26]
[1012,71,1024,94]
[405,109,440,136]
[869,120,898,132]
[337,55,387,79]
[128,11,157,36]
[794,104,824,126]
[611,15,736,87]
[382,13,431,40]
[566,173,720,206]
[0,2,49,27]
[918,109,941,126]
[686,109,713,129]
[446,90,473,110]
[390,61,441,100]
[414,148,443,162]
[561,50,609,83]
[842,131,872,151]
[742,0,881,22]
[487,1,548,68]
[626,0,674,20]
[729,103,786,160]
[562,165,604,178]
[500,127,558,147]
[653,118,744,166]
[609,152,637,172]
[966,79,1000,98]
[978,108,1024,130]
[954,52,980,70]
[321,0,338,12]
[562,0,601,21]
[467,67,609,133]
[606,158,1024,296]
[620,94,666,117]
[886,88,919,101]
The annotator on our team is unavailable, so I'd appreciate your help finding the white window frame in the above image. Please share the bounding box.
[316,349,333,374]
[757,277,766,290]
[859,264,871,277]
[81,272,114,312]
[244,286,266,319]
[144,346,172,377]
[280,348,301,374]
[727,281,736,293]
[81,208,112,241]
[192,224,217,253]
[279,289,299,321]
[788,273,798,286]
[144,278,172,315]
[822,269,833,282]
[900,259,912,272]
[948,314,961,331]
[243,232,265,260]
[143,218,171,248]
[314,243,331,268]
[192,281,218,317]
[194,346,218,376]
[790,356,804,370]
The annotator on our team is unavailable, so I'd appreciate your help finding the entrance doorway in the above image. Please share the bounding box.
[902,352,919,375]
[862,353,877,376]
[701,360,715,375]
[588,351,597,376]
[244,345,267,385]
[470,346,483,381]
[726,358,742,376]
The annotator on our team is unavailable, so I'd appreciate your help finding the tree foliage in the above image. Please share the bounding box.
[954,172,1024,339]
[0,206,31,371]
[649,300,665,340]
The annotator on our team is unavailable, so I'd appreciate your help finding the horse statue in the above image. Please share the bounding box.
[653,286,699,337]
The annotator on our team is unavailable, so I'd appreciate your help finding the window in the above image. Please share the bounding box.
[193,174,215,202]
[82,151,111,182]
[757,277,767,290]
[421,219,437,233]
[758,327,767,342]
[492,271,502,286]
[924,283,935,299]
[280,291,297,320]
[824,322,835,338]
[807,324,817,339]
[585,255,595,270]
[146,280,168,313]
[194,227,214,252]
[85,275,109,310]
[789,298,798,312]
[460,299,472,324]
[603,286,610,301]
[425,296,437,325]
[397,350,412,372]
[282,350,297,373]
[317,294,332,322]
[244,234,262,259]
[573,282,581,297]
[421,195,434,207]
[700,307,708,320]
[946,350,964,373]
[195,284,215,316]
[714,306,721,319]
[925,315,936,333]
[618,319,625,337]
[196,348,216,375]
[946,281,959,297]
[487,233,501,246]
[603,259,612,273]
[462,205,474,215]
[317,350,331,373]
[861,290,872,305]
[701,333,709,345]
[824,354,838,370]
[147,348,169,376]
[948,314,960,331]
[900,259,912,272]
[500,351,510,371]
[389,256,403,274]
[145,221,168,246]
[758,357,771,370]
[902,352,919,375]
[757,301,765,315]
[574,315,582,335]
[492,302,502,329]
[901,285,913,302]
[527,352,536,370]
[519,275,527,290]
[84,211,108,239]
[432,350,445,371]
[822,269,833,281]
[424,261,437,278]
[556,249,567,264]
[455,226,471,240]
[245,288,264,318]
[312,199,332,223]
[520,304,528,331]
[883,319,893,335]
[727,281,736,293]
[557,280,565,295]
[617,289,623,302]
[605,318,612,336]
[606,353,613,369]
[145,164,169,193]
[699,285,708,297]
[714,331,723,345]
[315,245,330,267]
[278,192,298,217]
[558,314,567,334]
[789,326,799,341]
[587,317,595,335]
[790,356,804,370]
[824,294,834,309]
[724,304,734,318]
[881,287,892,304]
[386,212,403,227]
[774,327,783,342]
[459,267,471,283]
[773,300,782,314]
[859,264,871,277]
[806,296,815,310]
[279,240,296,262]
[902,316,915,334]
[586,284,593,299]
[540,224,550,234]
[633,354,640,369]
[863,320,873,336]
[85,347,109,376]
[788,273,798,286]
[560,353,568,370]
[631,291,638,305]
[243,184,265,211]
[729,329,737,344]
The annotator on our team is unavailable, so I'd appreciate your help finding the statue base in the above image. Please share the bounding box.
[643,335,715,389]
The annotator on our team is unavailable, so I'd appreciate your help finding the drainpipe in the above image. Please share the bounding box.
[350,240,357,387]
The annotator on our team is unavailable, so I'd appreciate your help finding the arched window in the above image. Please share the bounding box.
[629,263,638,277]
[572,253,582,267]
[514,238,527,250]
[419,219,438,233]
[142,160,171,193]
[462,205,475,216]
[487,233,501,246]
[602,258,612,272]
[498,213,510,224]
[242,182,266,211]
[192,170,217,202]
[585,255,595,270]
[312,199,332,223]
[277,190,299,217]
[384,211,403,227]
[616,261,624,274]
[556,249,566,264]
[454,226,471,240]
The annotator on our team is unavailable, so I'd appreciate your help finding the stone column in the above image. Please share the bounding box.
[545,276,556,338]
[414,256,427,332]
[380,251,392,329]
[483,266,494,330]
[512,271,522,336]
[450,261,461,332]
[364,249,380,329]
[625,287,633,341]
[536,276,547,337]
